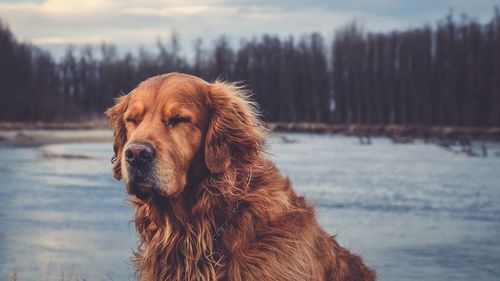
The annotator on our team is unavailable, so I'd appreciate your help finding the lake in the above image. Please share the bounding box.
[1,133,499,281]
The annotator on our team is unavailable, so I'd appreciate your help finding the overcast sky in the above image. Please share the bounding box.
[0,0,498,59]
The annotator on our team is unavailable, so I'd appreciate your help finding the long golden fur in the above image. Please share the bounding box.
[107,72,375,281]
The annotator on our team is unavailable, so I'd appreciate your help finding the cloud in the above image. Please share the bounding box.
[32,36,108,45]
[0,0,495,58]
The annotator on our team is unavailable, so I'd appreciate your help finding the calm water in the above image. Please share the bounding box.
[1,133,499,281]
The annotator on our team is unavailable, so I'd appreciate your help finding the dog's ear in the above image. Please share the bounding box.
[106,94,131,180]
[204,81,266,173]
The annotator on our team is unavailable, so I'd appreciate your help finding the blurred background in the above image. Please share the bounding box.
[0,1,499,281]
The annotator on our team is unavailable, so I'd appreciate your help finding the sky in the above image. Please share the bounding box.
[0,0,498,59]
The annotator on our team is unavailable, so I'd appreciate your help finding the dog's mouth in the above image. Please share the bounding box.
[128,181,154,200]
[126,163,177,200]
[126,170,161,200]
[125,164,155,198]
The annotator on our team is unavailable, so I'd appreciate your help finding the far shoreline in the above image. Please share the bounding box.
[1,121,499,147]
[0,129,113,147]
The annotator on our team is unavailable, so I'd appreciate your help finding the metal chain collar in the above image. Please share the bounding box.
[211,170,252,241]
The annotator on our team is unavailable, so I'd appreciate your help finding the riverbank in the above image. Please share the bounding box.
[269,123,500,141]
[0,129,113,146]
[0,120,111,146]
[1,121,499,146]
[0,119,109,130]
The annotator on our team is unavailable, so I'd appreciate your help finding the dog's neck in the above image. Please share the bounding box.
[132,167,253,280]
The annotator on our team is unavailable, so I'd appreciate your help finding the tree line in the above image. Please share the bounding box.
[332,11,500,127]
[1,9,499,127]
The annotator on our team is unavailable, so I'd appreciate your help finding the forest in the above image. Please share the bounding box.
[0,9,500,127]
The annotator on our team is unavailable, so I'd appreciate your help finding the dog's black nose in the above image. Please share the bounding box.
[125,142,155,166]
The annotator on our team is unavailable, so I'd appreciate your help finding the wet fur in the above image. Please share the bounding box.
[107,73,376,281]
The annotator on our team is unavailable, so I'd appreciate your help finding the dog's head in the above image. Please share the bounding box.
[106,73,264,200]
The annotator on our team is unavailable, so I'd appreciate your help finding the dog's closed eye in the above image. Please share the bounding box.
[125,116,140,125]
[166,115,191,127]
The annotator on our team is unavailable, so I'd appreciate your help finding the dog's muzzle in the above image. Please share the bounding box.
[125,142,156,199]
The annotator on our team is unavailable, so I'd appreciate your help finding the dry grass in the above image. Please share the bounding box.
[0,118,109,131]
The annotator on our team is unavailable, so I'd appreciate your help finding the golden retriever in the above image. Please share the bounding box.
[107,72,375,281]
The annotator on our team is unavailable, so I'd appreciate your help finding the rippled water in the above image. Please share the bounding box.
[1,133,499,280]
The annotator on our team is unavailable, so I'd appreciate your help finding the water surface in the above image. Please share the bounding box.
[1,134,499,280]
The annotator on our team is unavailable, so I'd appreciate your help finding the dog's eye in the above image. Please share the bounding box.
[125,117,139,125]
[167,116,191,127]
